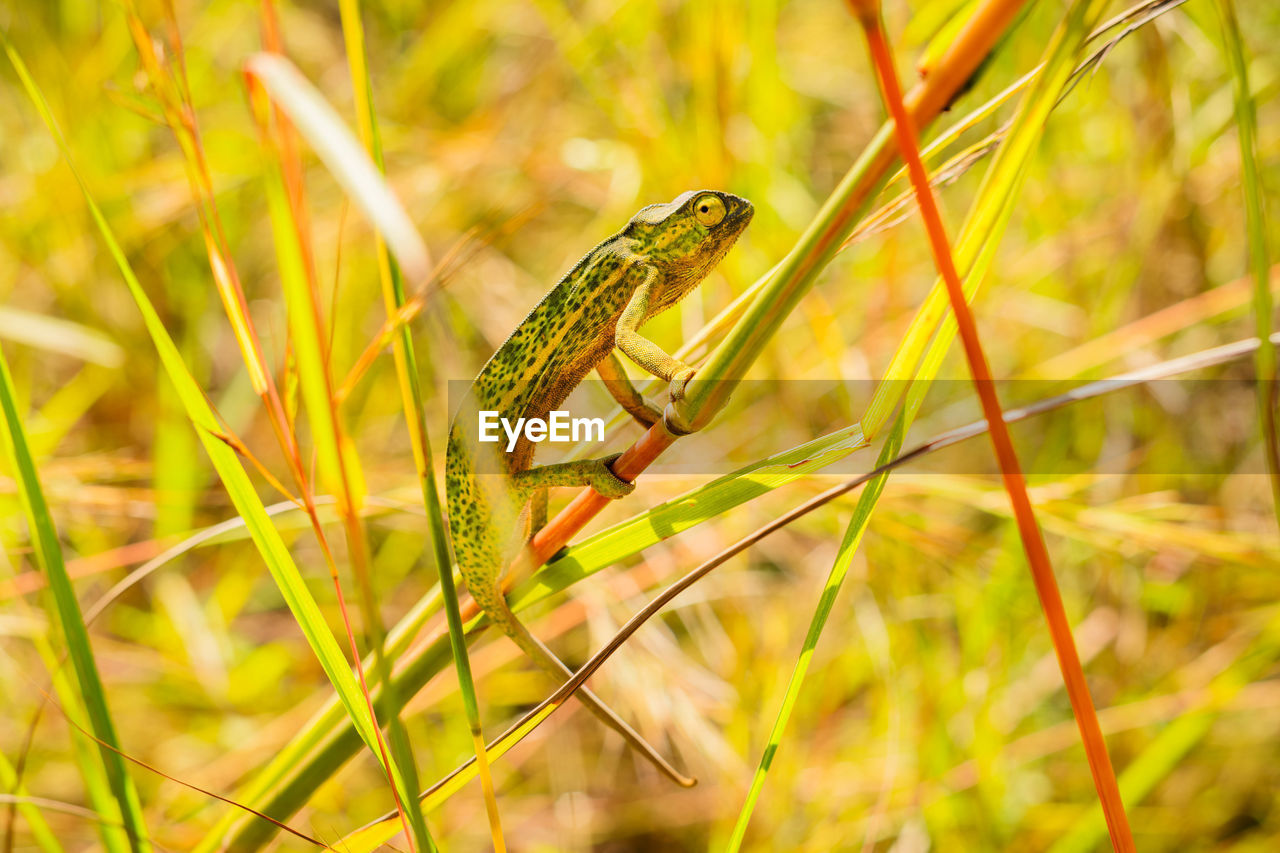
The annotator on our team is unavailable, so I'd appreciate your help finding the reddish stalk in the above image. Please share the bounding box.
[848,1,1135,849]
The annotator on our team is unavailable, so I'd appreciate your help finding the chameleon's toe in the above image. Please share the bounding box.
[669,366,696,402]
[591,453,636,499]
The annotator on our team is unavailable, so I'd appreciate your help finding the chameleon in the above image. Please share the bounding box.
[446,189,753,785]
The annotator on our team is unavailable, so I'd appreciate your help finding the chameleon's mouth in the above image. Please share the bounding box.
[700,198,754,272]
[711,195,754,243]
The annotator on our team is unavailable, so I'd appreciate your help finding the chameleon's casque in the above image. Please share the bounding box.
[445,189,752,784]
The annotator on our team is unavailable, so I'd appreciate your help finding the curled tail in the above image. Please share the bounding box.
[471,578,696,788]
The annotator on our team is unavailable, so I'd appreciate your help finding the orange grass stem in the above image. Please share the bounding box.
[851,3,1135,849]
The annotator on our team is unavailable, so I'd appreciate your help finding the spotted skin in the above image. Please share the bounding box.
[446,190,752,784]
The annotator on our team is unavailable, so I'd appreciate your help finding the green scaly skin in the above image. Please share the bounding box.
[446,190,753,785]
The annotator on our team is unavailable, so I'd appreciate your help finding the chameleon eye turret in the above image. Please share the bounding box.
[694,193,727,226]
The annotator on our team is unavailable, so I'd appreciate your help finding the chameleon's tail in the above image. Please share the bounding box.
[474,580,697,788]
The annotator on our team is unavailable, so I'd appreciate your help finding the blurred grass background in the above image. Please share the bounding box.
[1,0,1278,850]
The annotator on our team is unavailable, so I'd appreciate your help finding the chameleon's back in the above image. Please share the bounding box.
[445,252,635,576]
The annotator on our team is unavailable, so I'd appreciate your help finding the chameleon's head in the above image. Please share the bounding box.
[625,190,754,300]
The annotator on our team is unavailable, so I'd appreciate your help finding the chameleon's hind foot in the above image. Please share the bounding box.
[590,453,635,499]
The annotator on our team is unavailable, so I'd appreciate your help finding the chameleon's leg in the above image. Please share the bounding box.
[468,574,696,787]
[509,456,634,499]
[597,350,663,428]
[615,266,697,402]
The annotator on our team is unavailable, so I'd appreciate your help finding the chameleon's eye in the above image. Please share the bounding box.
[693,194,727,227]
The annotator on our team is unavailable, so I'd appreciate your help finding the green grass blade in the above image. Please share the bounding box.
[725,412,906,850]
[235,17,503,849]
[0,352,152,852]
[332,0,489,843]
[1212,0,1278,526]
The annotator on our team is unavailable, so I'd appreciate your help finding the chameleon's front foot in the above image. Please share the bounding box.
[590,453,636,499]
[668,365,696,403]
[663,367,699,435]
